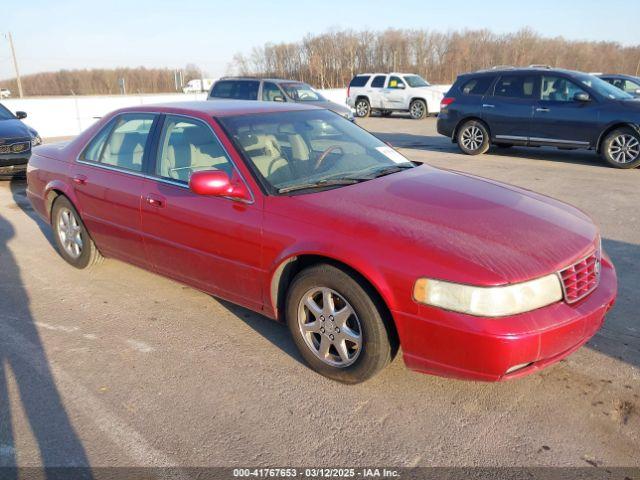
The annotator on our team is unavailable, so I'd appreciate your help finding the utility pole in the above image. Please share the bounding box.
[6,32,23,98]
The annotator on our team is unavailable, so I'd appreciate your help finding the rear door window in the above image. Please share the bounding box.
[349,75,370,87]
[211,80,259,100]
[371,75,386,88]
[461,76,496,96]
[81,114,155,172]
[494,75,537,99]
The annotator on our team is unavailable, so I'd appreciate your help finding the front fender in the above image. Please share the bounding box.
[267,240,400,319]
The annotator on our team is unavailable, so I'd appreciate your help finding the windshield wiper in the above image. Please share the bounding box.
[277,178,362,194]
[345,163,414,181]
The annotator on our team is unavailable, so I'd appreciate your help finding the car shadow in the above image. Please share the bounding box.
[588,238,640,371]
[215,299,305,366]
[0,188,92,476]
[374,131,626,169]
[9,176,56,251]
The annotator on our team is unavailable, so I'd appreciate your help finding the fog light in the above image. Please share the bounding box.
[505,362,533,374]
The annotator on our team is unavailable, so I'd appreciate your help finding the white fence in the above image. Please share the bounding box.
[2,89,349,139]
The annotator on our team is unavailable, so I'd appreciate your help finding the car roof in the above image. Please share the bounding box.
[462,66,589,77]
[599,73,639,80]
[217,77,309,84]
[113,100,323,117]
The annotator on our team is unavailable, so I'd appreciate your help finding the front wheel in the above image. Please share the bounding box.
[601,128,640,169]
[286,264,395,384]
[409,99,427,120]
[52,196,103,269]
[354,98,370,118]
[457,120,490,155]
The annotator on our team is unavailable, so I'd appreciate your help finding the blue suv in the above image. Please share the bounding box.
[437,67,640,169]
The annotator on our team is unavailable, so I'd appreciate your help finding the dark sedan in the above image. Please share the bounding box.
[597,73,640,98]
[0,103,41,178]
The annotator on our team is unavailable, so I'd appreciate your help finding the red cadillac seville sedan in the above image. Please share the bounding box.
[27,101,617,383]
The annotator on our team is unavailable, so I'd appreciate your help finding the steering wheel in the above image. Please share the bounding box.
[314,145,344,170]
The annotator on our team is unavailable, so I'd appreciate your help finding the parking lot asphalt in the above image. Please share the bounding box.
[0,117,639,469]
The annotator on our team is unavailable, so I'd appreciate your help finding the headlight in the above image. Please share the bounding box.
[31,135,42,147]
[413,274,563,317]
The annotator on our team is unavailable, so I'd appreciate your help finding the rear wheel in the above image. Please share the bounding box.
[52,196,103,269]
[286,264,395,384]
[601,128,640,169]
[457,120,490,155]
[355,98,370,118]
[409,99,427,120]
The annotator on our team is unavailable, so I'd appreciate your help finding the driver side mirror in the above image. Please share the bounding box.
[634,88,640,95]
[396,83,406,90]
[273,95,285,102]
[574,92,590,102]
[189,170,252,203]
[16,111,27,119]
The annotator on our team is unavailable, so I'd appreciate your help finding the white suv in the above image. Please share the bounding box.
[0,88,11,99]
[346,73,448,119]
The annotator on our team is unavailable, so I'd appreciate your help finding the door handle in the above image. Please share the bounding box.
[145,194,165,208]
[482,104,495,108]
[536,107,550,112]
[73,175,87,185]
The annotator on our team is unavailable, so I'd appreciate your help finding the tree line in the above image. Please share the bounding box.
[0,65,204,97]
[229,28,640,88]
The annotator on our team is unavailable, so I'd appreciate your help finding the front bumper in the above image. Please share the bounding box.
[0,154,29,176]
[393,256,617,381]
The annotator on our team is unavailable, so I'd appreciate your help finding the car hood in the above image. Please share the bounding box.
[277,166,598,285]
[305,100,352,116]
[414,84,451,95]
[0,119,36,139]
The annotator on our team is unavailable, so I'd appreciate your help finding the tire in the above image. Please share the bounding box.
[409,99,427,120]
[354,98,370,118]
[456,120,490,155]
[285,264,395,384]
[601,127,640,169]
[51,196,103,269]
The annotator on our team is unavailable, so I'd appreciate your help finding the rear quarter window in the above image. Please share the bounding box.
[349,75,370,88]
[460,76,496,96]
[210,80,259,100]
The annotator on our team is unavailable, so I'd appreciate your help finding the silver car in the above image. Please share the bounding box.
[207,77,354,121]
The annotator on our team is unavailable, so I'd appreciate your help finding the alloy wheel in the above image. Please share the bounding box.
[410,101,425,119]
[57,207,83,259]
[608,134,640,164]
[461,126,484,151]
[355,101,369,117]
[297,287,362,367]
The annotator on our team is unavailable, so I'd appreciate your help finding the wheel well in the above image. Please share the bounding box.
[452,117,490,143]
[45,189,64,220]
[355,95,369,104]
[596,123,640,153]
[271,254,398,350]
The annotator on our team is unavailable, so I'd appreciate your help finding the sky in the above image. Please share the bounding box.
[1,0,639,80]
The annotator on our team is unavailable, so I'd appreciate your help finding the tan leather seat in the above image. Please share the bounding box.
[238,132,290,181]
[102,132,145,171]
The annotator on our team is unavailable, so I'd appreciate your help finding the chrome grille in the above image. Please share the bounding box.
[559,250,600,303]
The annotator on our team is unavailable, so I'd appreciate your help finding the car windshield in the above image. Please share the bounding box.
[0,103,14,120]
[403,75,430,87]
[280,83,325,102]
[219,109,414,194]
[576,73,633,100]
